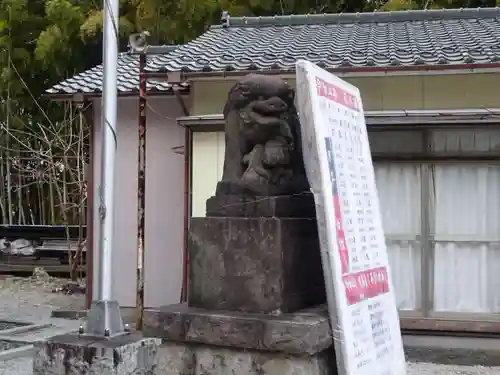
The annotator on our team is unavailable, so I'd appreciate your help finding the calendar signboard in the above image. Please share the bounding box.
[295,60,406,375]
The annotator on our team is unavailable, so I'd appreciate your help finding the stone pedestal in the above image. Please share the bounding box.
[143,304,337,375]
[150,193,334,374]
[189,216,325,313]
[190,194,325,314]
[33,332,161,375]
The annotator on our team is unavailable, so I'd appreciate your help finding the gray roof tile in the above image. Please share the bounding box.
[146,8,500,73]
[45,45,189,97]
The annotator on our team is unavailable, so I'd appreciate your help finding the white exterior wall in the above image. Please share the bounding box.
[92,96,185,308]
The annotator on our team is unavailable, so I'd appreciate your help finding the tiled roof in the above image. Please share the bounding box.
[45,45,189,97]
[146,8,500,73]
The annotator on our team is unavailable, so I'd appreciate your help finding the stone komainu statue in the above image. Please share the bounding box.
[215,74,310,197]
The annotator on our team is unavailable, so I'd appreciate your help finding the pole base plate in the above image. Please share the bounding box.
[82,300,125,338]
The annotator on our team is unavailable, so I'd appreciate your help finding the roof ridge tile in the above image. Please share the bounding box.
[212,7,500,28]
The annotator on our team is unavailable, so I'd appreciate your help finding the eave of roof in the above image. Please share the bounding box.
[146,7,500,75]
[44,45,190,99]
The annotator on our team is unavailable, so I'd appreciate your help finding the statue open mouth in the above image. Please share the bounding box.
[239,97,293,146]
[216,74,310,196]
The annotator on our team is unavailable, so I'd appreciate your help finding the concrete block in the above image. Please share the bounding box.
[32,332,161,375]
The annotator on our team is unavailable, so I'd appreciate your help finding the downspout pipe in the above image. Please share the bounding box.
[135,52,147,330]
[174,89,190,303]
[82,102,94,310]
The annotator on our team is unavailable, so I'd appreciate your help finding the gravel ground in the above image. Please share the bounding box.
[0,268,85,375]
[0,268,85,322]
[0,270,498,374]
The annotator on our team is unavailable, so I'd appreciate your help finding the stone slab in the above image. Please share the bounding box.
[0,342,34,361]
[0,322,51,336]
[156,341,337,375]
[33,332,161,375]
[403,335,500,366]
[205,193,316,218]
[189,217,325,313]
[143,304,332,356]
[0,325,77,344]
[0,320,31,331]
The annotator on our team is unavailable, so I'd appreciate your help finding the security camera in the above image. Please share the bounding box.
[72,93,84,109]
[128,31,150,53]
[221,11,230,28]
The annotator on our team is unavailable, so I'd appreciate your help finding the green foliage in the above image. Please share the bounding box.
[382,0,420,10]
[382,0,496,10]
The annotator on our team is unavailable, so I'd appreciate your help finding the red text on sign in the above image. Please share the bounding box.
[343,266,389,305]
[315,76,360,112]
[333,195,349,274]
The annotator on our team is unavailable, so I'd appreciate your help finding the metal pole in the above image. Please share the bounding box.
[135,52,147,330]
[98,0,117,305]
[84,0,125,338]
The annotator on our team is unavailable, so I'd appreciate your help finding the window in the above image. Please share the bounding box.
[373,127,500,315]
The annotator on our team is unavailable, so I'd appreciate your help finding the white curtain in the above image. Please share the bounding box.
[432,129,500,313]
[375,163,422,311]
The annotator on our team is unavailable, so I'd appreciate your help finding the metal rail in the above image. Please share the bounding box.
[0,257,86,275]
[0,225,87,241]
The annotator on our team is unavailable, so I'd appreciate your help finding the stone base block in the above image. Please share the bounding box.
[189,216,325,313]
[144,304,332,354]
[33,332,161,375]
[156,342,336,375]
[144,304,336,375]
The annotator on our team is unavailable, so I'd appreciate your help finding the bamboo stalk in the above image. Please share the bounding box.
[0,148,7,224]
[17,150,25,225]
